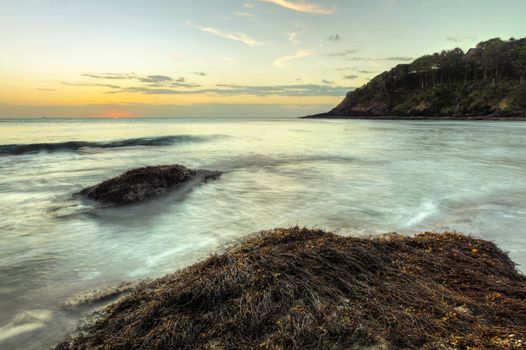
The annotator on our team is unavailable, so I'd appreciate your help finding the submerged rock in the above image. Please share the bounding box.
[79,165,221,205]
[55,227,526,350]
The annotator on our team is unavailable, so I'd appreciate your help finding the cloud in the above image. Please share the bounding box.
[170,82,201,88]
[383,57,413,61]
[82,73,136,80]
[138,75,172,83]
[326,49,358,57]
[259,0,336,15]
[327,52,412,62]
[273,50,314,67]
[194,72,207,76]
[109,83,352,97]
[345,56,413,62]
[243,2,255,8]
[37,88,55,92]
[186,21,262,46]
[343,75,358,80]
[81,73,201,86]
[68,73,204,91]
[358,69,379,74]
[322,79,334,84]
[287,32,300,45]
[446,36,476,43]
[328,34,340,41]
[63,82,121,89]
[235,11,256,17]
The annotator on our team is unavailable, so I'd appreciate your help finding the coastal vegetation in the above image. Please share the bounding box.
[307,37,526,118]
[56,227,525,349]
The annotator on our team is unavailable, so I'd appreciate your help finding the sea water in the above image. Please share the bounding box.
[1,117,525,349]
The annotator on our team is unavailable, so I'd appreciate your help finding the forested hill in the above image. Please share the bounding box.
[305,37,526,119]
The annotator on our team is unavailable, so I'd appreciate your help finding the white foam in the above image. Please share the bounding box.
[0,309,52,342]
[405,200,438,227]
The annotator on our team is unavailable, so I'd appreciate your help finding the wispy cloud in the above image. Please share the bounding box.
[82,73,136,80]
[326,49,359,57]
[378,56,413,62]
[273,50,314,67]
[235,11,256,17]
[343,75,358,80]
[108,83,352,97]
[169,82,201,88]
[37,88,55,92]
[259,0,336,15]
[81,73,200,86]
[321,79,334,84]
[328,34,340,41]
[70,73,203,90]
[194,72,207,76]
[287,32,300,45]
[446,36,476,43]
[138,75,172,83]
[63,82,121,89]
[326,51,412,62]
[186,21,262,46]
[358,69,379,74]
[334,55,413,62]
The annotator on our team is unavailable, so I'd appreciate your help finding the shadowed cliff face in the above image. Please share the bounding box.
[307,37,526,119]
[56,227,526,350]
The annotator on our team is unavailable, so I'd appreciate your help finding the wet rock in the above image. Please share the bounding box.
[79,164,221,205]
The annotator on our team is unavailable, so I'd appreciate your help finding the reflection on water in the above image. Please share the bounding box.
[1,117,525,349]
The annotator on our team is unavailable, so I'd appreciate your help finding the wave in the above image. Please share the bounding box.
[0,135,211,156]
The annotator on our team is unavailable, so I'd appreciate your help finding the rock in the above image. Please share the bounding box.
[79,165,221,205]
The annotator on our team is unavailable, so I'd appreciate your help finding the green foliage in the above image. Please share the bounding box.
[333,37,526,117]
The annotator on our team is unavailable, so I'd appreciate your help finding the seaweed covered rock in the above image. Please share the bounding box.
[56,228,526,350]
[79,165,221,205]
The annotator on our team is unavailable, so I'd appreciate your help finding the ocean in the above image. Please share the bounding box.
[1,117,525,349]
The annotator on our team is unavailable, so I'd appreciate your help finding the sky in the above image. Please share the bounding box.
[0,0,525,118]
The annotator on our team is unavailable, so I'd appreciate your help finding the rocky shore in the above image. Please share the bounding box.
[56,227,525,350]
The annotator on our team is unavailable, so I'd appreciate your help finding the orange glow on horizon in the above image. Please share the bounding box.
[101,109,135,119]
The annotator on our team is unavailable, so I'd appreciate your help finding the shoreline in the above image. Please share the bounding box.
[301,113,526,121]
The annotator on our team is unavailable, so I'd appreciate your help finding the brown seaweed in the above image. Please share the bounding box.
[79,165,221,205]
[56,227,526,349]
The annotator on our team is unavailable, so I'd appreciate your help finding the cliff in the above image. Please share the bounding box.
[305,37,526,119]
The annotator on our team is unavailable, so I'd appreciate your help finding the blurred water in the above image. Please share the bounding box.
[0,117,525,349]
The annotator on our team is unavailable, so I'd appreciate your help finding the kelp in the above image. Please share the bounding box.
[56,227,526,349]
[79,165,221,205]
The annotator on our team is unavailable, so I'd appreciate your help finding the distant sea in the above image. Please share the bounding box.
[1,117,526,349]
